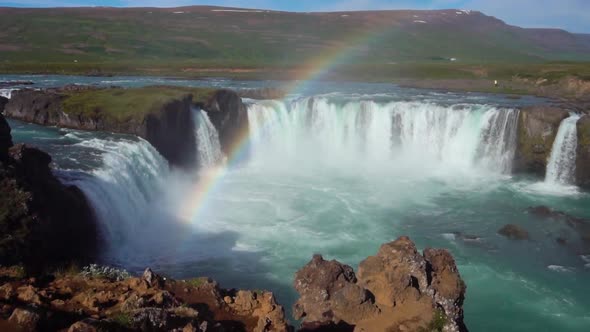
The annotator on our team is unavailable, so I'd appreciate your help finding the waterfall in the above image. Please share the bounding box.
[246,97,519,173]
[193,109,223,167]
[60,137,170,245]
[545,114,581,185]
[0,89,14,99]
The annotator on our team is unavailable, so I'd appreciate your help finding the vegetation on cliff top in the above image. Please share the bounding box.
[61,86,216,121]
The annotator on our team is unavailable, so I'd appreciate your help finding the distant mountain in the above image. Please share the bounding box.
[0,6,588,66]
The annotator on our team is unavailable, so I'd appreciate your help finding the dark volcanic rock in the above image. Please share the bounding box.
[0,96,8,113]
[513,105,569,177]
[3,89,197,168]
[293,236,467,332]
[202,89,249,156]
[576,115,590,189]
[0,113,99,271]
[0,112,12,161]
[143,96,197,167]
[498,224,529,240]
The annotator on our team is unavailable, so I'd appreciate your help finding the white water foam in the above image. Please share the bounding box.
[247,98,519,175]
[193,109,223,167]
[546,113,581,185]
[0,88,15,99]
[64,138,169,245]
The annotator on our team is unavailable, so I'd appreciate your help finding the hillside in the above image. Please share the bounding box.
[1,6,589,68]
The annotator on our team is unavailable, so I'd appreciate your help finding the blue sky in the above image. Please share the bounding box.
[3,0,590,33]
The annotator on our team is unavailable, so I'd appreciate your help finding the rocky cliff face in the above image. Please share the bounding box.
[201,89,249,157]
[576,115,590,189]
[141,97,197,168]
[0,113,99,272]
[3,89,197,168]
[513,105,569,176]
[0,96,7,114]
[293,236,466,332]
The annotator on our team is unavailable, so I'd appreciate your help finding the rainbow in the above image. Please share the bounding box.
[178,21,396,225]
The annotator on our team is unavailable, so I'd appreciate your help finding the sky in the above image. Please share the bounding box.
[2,0,589,33]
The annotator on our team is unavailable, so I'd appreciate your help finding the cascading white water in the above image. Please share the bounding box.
[0,89,14,99]
[62,138,170,245]
[247,97,519,174]
[193,109,223,167]
[545,114,581,185]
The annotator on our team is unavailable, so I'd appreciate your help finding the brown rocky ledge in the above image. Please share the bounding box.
[0,266,290,332]
[293,236,467,332]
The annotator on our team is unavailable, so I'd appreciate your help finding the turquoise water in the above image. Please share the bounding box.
[3,76,590,331]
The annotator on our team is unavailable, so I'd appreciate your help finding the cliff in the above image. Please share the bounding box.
[513,105,569,176]
[2,86,249,168]
[0,113,99,272]
[576,115,590,189]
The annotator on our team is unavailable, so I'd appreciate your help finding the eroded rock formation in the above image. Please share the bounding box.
[513,105,569,176]
[201,89,249,156]
[0,266,291,332]
[293,236,466,332]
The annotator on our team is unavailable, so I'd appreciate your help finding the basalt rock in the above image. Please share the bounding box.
[3,89,197,168]
[576,115,590,189]
[201,89,249,156]
[0,96,8,113]
[513,105,569,177]
[293,236,467,332]
[0,113,99,271]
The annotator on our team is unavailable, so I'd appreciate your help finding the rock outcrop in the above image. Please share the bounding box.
[513,105,569,176]
[498,224,529,240]
[0,113,98,271]
[3,88,197,168]
[201,89,249,157]
[0,96,8,113]
[576,115,590,189]
[0,266,291,332]
[293,236,466,332]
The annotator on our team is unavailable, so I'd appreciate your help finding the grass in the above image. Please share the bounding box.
[185,277,209,288]
[111,312,133,328]
[0,7,589,78]
[419,308,448,332]
[61,86,216,121]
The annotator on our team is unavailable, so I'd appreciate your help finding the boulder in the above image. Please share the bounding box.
[293,237,467,332]
[202,89,249,156]
[576,115,590,189]
[230,290,290,332]
[513,105,569,176]
[143,268,164,288]
[68,320,99,332]
[8,308,40,331]
[498,224,529,240]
